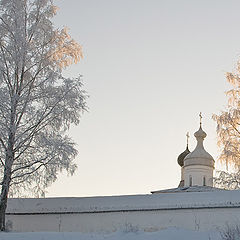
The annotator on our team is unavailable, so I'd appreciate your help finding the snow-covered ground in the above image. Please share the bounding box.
[0,228,220,240]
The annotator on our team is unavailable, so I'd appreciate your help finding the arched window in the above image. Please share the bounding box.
[189,176,192,186]
[203,176,206,186]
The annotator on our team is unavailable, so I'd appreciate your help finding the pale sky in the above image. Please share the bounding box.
[47,0,240,197]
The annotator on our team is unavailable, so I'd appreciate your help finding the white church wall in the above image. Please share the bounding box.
[184,165,213,187]
[5,207,240,233]
[5,190,240,233]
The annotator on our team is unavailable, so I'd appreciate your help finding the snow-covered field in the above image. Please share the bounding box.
[0,228,220,240]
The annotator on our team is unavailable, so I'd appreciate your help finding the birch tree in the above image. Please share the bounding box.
[213,60,240,188]
[214,171,240,190]
[0,0,86,230]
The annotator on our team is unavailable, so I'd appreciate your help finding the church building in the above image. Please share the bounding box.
[181,123,215,188]
[152,114,217,194]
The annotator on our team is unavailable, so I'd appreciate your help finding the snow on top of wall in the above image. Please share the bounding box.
[6,190,240,214]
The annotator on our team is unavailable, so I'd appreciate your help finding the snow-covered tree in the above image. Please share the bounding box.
[213,62,240,167]
[214,171,240,190]
[0,0,86,230]
[213,60,240,189]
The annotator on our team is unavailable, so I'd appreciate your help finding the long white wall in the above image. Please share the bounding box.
[5,190,240,233]
[6,207,240,233]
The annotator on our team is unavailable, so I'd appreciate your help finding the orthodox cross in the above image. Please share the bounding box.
[199,112,202,126]
[186,132,190,147]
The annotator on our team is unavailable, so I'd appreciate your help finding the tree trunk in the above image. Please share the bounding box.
[0,110,16,231]
[0,97,17,231]
[0,145,15,231]
[0,168,11,231]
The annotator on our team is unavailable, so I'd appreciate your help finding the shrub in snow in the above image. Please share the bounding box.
[220,224,240,240]
[121,222,140,233]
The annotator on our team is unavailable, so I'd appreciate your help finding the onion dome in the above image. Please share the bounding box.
[184,117,214,168]
[177,132,191,167]
[177,145,190,167]
[194,125,207,139]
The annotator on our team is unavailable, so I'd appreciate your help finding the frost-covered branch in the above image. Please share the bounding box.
[214,170,240,190]
[0,137,6,150]
[0,158,5,168]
